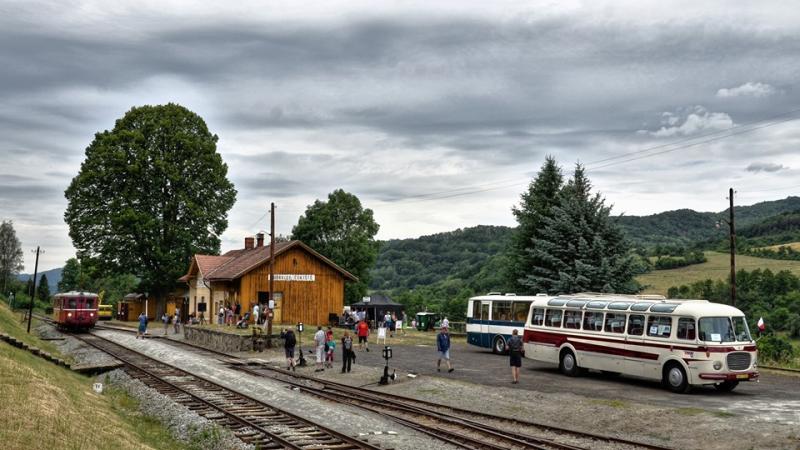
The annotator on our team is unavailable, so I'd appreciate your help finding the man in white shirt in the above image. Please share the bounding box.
[314,326,326,372]
[442,316,449,329]
[253,303,260,325]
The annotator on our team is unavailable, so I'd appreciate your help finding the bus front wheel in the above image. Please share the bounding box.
[559,350,579,377]
[492,336,506,354]
[663,362,690,394]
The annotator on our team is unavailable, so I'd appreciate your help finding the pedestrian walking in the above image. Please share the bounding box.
[506,329,524,383]
[341,331,354,373]
[281,328,297,371]
[162,312,169,335]
[253,303,260,325]
[314,326,326,372]
[436,325,454,373]
[173,308,181,334]
[136,312,148,339]
[199,312,206,325]
[325,334,336,369]
[218,306,224,325]
[357,319,370,352]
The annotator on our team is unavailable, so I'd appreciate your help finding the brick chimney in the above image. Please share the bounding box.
[244,236,255,249]
[256,233,264,247]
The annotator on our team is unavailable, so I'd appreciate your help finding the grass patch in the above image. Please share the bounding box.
[762,242,800,251]
[0,302,189,450]
[676,407,704,416]
[712,410,736,418]
[637,251,800,295]
[590,399,628,408]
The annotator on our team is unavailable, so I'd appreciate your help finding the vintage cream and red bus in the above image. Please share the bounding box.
[523,294,758,393]
[53,291,99,330]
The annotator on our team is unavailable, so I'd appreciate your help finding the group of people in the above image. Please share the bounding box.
[279,325,358,374]
[136,308,181,338]
[217,303,243,326]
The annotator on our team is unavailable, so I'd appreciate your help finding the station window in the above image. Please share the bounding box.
[677,318,696,340]
[511,302,530,322]
[583,311,604,331]
[492,301,512,321]
[544,309,563,327]
[627,315,644,336]
[604,313,626,333]
[531,308,544,326]
[563,310,582,329]
[647,316,673,338]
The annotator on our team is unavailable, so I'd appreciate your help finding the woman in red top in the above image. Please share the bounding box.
[356,320,370,352]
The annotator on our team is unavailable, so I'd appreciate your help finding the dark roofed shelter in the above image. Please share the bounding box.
[351,294,404,326]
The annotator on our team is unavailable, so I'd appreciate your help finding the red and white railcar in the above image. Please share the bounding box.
[53,291,99,330]
[523,293,758,393]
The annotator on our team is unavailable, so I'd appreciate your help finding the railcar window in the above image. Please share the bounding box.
[563,310,582,329]
[492,301,512,321]
[544,309,563,327]
[511,302,530,322]
[68,299,77,309]
[583,311,604,331]
[647,316,672,338]
[677,318,696,340]
[604,313,626,333]
[531,308,544,326]
[627,315,644,335]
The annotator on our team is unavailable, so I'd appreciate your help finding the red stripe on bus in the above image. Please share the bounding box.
[524,329,755,353]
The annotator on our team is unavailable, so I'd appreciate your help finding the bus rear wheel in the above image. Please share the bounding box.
[663,362,690,393]
[714,380,739,392]
[559,350,579,377]
[492,336,506,354]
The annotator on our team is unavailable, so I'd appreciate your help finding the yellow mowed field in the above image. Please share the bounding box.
[637,251,800,295]
[761,242,800,251]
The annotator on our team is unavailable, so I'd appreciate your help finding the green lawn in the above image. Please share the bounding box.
[637,251,800,295]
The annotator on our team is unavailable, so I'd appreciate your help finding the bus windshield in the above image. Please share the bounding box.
[699,317,751,343]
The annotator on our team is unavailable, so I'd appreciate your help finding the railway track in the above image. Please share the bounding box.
[140,337,673,450]
[73,333,381,450]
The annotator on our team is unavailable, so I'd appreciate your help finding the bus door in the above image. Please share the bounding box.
[480,302,491,347]
[624,314,646,376]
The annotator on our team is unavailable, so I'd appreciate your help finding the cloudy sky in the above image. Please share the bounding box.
[2,1,800,271]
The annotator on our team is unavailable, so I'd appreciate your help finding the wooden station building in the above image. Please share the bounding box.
[179,235,357,326]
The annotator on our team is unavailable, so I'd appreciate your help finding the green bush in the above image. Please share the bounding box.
[757,334,797,363]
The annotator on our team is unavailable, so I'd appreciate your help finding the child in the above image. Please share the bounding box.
[325,337,336,368]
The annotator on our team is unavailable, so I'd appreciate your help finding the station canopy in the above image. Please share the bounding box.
[350,294,404,322]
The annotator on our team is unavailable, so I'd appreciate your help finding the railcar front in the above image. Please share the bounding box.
[53,292,99,330]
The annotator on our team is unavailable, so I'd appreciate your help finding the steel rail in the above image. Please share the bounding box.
[75,333,379,450]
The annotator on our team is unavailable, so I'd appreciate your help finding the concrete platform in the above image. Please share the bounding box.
[71,361,125,374]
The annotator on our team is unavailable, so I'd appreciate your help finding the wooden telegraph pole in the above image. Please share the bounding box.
[728,188,736,307]
[267,202,275,348]
[27,246,42,333]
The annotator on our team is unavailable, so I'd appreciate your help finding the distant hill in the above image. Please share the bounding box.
[17,267,62,294]
[617,196,800,248]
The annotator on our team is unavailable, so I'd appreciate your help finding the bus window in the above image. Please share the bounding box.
[564,310,582,329]
[583,312,604,331]
[544,309,563,327]
[627,315,644,335]
[471,300,481,320]
[604,313,626,333]
[480,303,489,321]
[647,316,672,338]
[492,301,512,321]
[532,308,544,326]
[677,318,696,340]
[511,302,529,322]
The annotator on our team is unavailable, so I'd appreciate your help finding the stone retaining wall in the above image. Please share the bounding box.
[184,326,283,352]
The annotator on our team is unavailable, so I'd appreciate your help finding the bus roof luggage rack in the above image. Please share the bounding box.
[574,292,666,300]
[504,293,517,296]
[486,292,502,296]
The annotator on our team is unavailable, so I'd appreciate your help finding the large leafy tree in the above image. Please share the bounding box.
[0,220,24,294]
[291,189,380,304]
[506,156,564,293]
[58,257,85,292]
[64,104,237,312]
[522,164,638,294]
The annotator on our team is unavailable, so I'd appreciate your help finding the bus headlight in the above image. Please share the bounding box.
[713,361,722,370]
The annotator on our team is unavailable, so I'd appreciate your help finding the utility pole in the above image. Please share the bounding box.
[27,246,42,333]
[267,202,275,348]
[728,188,736,307]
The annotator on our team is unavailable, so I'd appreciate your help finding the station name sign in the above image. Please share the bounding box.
[269,274,315,282]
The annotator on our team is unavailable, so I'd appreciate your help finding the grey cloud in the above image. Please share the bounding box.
[746,162,788,173]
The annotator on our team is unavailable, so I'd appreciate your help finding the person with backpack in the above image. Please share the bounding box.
[281,328,297,371]
[506,328,524,384]
[341,330,354,373]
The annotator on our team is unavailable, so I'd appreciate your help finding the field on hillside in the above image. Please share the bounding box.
[637,251,800,295]
[762,242,800,251]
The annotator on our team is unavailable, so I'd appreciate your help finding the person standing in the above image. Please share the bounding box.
[441,316,449,329]
[506,329,524,384]
[137,311,148,339]
[357,319,370,352]
[314,326,326,372]
[253,303,260,326]
[234,303,241,323]
[281,328,297,371]
[341,331,354,373]
[226,305,234,326]
[218,306,224,325]
[162,312,170,335]
[173,308,181,334]
[436,326,454,373]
